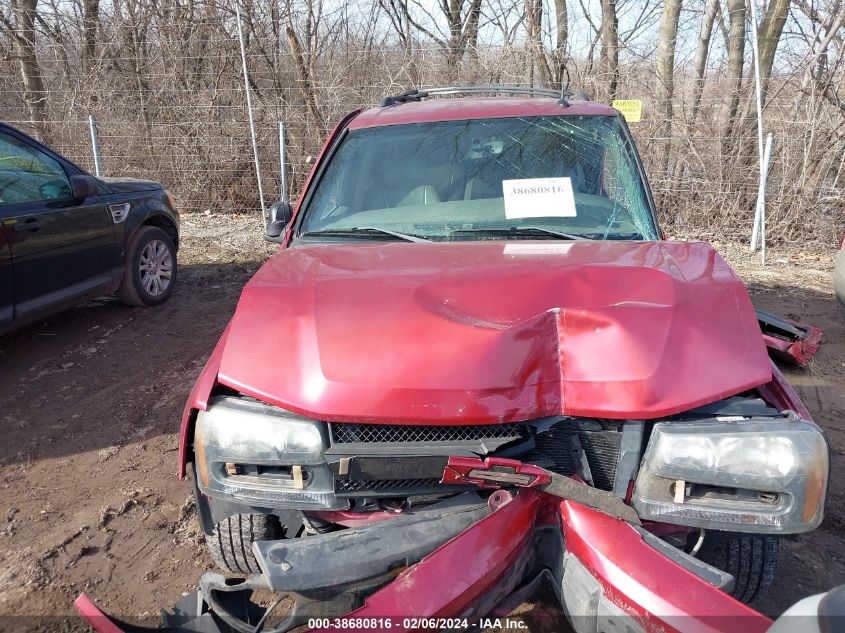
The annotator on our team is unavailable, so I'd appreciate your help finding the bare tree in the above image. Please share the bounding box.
[690,0,721,124]
[377,0,483,75]
[523,0,569,88]
[551,0,568,86]
[2,0,48,134]
[654,0,683,175]
[757,0,791,104]
[0,0,841,242]
[524,0,550,84]
[284,0,326,132]
[719,0,746,144]
[378,0,416,53]
[599,0,619,100]
[81,0,99,75]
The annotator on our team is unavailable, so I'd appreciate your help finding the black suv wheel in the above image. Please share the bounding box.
[117,225,177,306]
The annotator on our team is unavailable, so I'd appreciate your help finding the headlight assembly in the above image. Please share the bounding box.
[198,396,326,465]
[194,396,346,510]
[633,418,828,533]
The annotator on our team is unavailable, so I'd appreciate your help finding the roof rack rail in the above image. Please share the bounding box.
[379,85,576,107]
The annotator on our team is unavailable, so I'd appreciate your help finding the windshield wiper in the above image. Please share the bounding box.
[450,226,590,241]
[302,227,430,243]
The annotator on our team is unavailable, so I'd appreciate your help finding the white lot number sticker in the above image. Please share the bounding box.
[503,177,577,219]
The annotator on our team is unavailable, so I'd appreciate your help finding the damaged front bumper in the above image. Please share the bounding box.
[757,309,823,367]
[75,484,772,633]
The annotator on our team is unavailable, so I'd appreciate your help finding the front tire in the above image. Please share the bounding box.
[205,513,283,574]
[117,225,177,306]
[698,534,779,603]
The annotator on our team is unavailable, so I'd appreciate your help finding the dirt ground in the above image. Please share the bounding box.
[0,215,843,631]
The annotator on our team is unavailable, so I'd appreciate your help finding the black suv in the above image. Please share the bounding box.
[0,123,180,334]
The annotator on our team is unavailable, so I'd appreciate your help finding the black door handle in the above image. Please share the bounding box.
[13,218,42,232]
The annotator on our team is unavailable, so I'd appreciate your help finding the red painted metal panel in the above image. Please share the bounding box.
[312,490,542,626]
[558,501,772,633]
[215,240,771,424]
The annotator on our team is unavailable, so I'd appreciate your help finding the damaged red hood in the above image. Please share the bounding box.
[217,240,771,422]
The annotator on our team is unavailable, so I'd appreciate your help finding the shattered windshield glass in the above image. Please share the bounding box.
[298,115,657,241]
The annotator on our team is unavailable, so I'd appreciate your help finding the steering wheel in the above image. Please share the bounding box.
[39,179,71,200]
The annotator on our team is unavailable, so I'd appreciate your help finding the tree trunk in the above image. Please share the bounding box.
[443,0,481,77]
[552,0,568,88]
[654,0,683,175]
[446,0,463,75]
[599,0,619,100]
[464,0,482,71]
[690,0,720,124]
[11,0,48,134]
[525,0,551,85]
[757,0,790,104]
[719,0,746,147]
[82,0,100,75]
[671,0,718,201]
[285,17,325,132]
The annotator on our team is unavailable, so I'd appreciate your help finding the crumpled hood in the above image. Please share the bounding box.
[217,240,771,422]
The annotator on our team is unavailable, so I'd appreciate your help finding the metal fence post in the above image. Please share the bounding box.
[748,0,765,253]
[88,115,102,176]
[235,0,266,223]
[751,133,773,258]
[760,133,773,265]
[279,122,287,203]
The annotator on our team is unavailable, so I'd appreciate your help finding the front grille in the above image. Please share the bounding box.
[336,478,442,493]
[330,420,622,495]
[331,422,526,444]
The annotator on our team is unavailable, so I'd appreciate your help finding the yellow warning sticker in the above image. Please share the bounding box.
[612,99,642,123]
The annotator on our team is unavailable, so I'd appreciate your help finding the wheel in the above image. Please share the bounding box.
[206,513,283,574]
[698,533,779,603]
[116,225,177,306]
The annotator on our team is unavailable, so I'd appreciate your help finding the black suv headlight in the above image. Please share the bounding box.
[632,417,828,533]
[194,396,345,509]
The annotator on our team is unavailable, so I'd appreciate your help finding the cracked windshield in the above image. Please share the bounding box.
[299,115,657,241]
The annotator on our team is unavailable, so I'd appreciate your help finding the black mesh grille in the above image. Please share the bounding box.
[336,478,442,493]
[525,428,578,474]
[521,424,621,491]
[330,420,622,495]
[331,423,526,444]
[579,430,621,491]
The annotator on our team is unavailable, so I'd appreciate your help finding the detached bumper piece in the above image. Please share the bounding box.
[76,486,780,633]
[757,308,823,367]
[254,493,489,593]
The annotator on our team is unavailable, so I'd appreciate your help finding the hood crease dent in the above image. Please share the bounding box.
[217,240,772,424]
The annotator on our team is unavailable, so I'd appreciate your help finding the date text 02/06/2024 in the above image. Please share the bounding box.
[306,617,527,630]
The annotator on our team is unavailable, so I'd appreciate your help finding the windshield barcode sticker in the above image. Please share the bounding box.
[502,177,577,219]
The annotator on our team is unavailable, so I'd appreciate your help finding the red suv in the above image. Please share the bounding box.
[177,88,829,631]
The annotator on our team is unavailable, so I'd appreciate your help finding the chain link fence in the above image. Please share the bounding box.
[2,41,843,245]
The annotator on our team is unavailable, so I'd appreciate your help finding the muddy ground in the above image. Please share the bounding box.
[0,215,842,631]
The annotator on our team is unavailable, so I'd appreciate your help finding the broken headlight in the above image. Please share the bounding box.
[632,418,828,533]
[194,396,345,510]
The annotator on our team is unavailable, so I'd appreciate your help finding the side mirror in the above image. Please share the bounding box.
[265,200,293,243]
[70,175,99,200]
